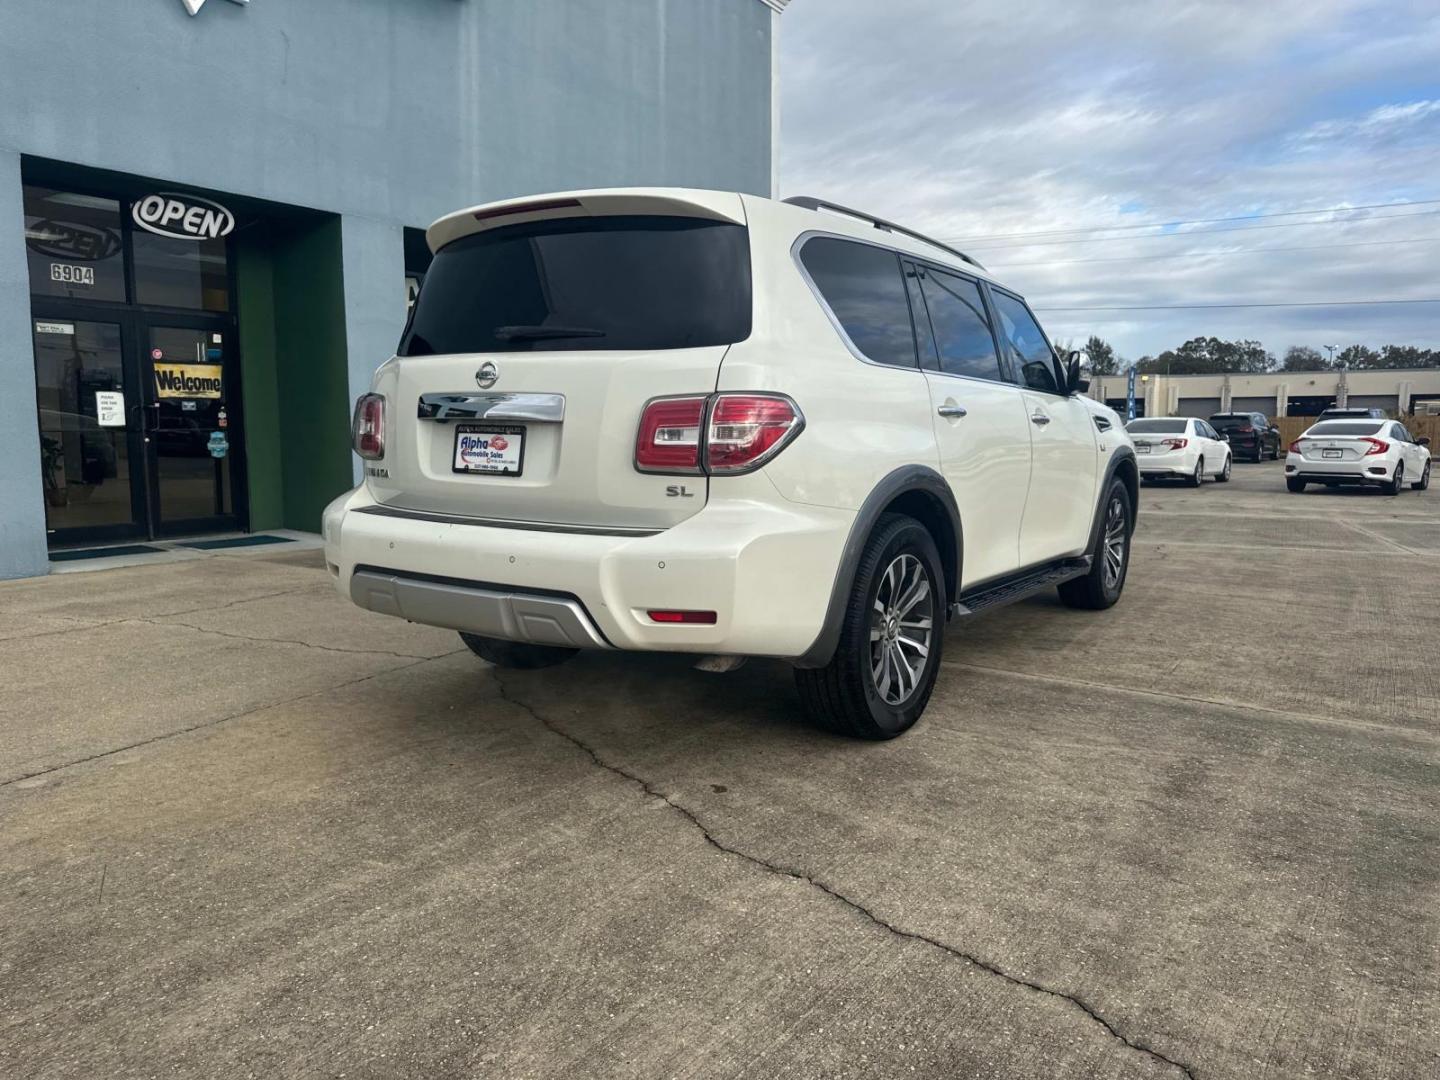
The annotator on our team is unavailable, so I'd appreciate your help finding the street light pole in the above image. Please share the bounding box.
[1324,345,1337,367]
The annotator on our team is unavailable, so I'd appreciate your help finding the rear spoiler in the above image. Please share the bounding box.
[426,188,747,253]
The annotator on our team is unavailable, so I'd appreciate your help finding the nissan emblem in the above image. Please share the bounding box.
[475,362,499,389]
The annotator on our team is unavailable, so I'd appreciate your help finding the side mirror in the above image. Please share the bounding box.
[1219,434,1230,442]
[1419,436,1432,447]
[1064,351,1090,395]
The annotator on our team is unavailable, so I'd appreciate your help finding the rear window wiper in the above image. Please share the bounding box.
[493,325,607,342]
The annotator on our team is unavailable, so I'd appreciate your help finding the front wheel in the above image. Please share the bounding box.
[1385,462,1405,496]
[1412,461,1431,491]
[1216,454,1232,482]
[795,514,944,740]
[1058,479,1133,611]
[460,633,577,669]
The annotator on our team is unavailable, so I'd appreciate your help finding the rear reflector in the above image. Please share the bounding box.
[648,610,717,624]
[635,396,707,473]
[352,393,385,460]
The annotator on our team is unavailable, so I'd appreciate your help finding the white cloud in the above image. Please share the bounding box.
[778,0,1440,359]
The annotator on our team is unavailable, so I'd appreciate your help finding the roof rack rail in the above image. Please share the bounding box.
[782,196,986,271]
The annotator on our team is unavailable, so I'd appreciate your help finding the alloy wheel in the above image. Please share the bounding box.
[869,554,934,706]
[1102,495,1127,591]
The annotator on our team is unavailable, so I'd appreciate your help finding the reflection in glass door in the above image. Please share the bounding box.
[145,324,237,532]
[31,319,145,541]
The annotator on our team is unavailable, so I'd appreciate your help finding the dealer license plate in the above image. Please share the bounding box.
[453,423,525,475]
[1322,448,1342,459]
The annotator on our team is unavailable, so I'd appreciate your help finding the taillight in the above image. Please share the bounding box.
[705,394,804,473]
[1161,437,1188,450]
[634,393,804,476]
[1235,426,1253,433]
[1288,440,1304,453]
[352,393,385,460]
[1362,437,1389,456]
[635,396,707,473]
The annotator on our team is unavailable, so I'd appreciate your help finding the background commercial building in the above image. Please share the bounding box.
[1088,368,1440,421]
[1,0,781,579]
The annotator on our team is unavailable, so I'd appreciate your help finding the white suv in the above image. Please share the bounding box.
[325,189,1139,739]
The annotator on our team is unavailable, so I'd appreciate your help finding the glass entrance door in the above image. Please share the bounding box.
[141,320,242,535]
[32,318,147,543]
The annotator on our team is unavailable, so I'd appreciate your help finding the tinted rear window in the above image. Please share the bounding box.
[1210,415,1258,428]
[1127,419,1187,434]
[1305,421,1384,436]
[800,237,918,368]
[399,215,751,355]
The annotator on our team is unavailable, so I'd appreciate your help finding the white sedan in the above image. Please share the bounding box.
[1286,418,1433,495]
[1126,417,1233,486]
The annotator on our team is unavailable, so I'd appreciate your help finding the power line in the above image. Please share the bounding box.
[941,197,1440,244]
[987,235,1440,270]
[962,208,1440,250]
[1034,298,1440,312]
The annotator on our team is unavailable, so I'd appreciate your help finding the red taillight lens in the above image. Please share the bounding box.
[635,396,707,473]
[647,609,717,624]
[1161,437,1188,450]
[352,393,385,460]
[1288,440,1304,453]
[705,394,803,473]
[1362,437,1390,456]
[1235,426,1253,433]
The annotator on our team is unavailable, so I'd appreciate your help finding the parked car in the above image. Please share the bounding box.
[1209,411,1282,461]
[1286,419,1432,494]
[324,189,1140,739]
[1126,417,1233,486]
[1318,406,1388,421]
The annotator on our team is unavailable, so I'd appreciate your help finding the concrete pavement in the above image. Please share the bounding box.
[2,461,1437,1078]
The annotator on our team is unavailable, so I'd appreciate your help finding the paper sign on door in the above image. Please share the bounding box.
[95,391,126,428]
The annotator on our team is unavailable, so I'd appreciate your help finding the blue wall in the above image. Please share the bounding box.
[0,0,776,576]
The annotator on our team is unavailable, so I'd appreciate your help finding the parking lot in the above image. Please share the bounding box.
[2,460,1436,1079]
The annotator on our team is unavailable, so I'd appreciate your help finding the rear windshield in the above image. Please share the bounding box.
[399,215,751,355]
[1210,415,1258,428]
[1127,419,1187,434]
[1305,421,1384,436]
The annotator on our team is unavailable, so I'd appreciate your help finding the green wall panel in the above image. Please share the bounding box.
[235,239,283,531]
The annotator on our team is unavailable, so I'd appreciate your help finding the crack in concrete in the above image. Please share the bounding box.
[125,615,440,661]
[1,651,464,790]
[493,671,1197,1080]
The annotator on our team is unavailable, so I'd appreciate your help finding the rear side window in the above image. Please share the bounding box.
[990,290,1061,394]
[1127,419,1187,434]
[1305,421,1384,436]
[918,267,1005,382]
[399,215,751,355]
[799,237,917,368]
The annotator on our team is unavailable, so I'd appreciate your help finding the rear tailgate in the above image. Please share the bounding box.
[363,190,751,532]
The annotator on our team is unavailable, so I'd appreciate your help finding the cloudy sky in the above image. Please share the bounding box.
[777,0,1440,362]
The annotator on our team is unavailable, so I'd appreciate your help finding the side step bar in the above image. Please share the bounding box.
[950,556,1091,619]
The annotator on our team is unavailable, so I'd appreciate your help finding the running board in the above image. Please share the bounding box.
[950,557,1092,619]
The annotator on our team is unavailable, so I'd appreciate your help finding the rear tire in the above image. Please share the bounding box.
[1189,457,1204,487]
[1286,478,1306,493]
[1385,462,1405,496]
[1412,461,1431,491]
[460,633,577,669]
[1058,479,1133,611]
[795,514,944,740]
[1217,454,1232,482]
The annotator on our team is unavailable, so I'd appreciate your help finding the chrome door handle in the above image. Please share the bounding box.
[937,404,967,419]
[1031,412,1051,426]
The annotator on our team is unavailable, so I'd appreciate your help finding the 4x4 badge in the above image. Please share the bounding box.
[475,363,499,389]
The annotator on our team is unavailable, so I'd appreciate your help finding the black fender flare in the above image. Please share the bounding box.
[1084,447,1139,555]
[793,466,962,669]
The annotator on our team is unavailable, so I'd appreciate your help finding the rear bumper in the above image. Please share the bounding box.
[1285,456,1393,484]
[1136,449,1196,479]
[324,485,854,658]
